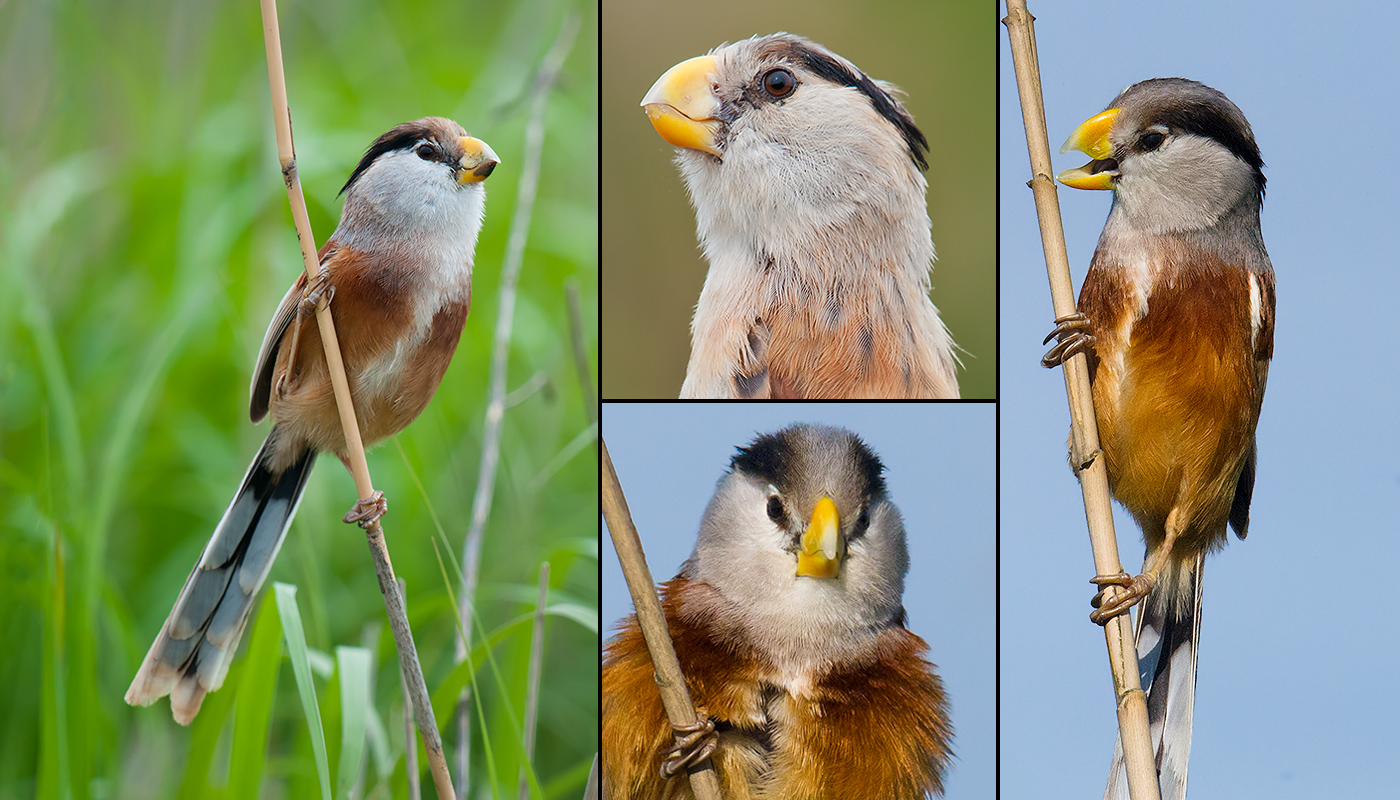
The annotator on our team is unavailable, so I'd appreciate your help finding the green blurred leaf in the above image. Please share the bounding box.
[334,646,371,800]
[275,582,332,800]
[229,592,284,799]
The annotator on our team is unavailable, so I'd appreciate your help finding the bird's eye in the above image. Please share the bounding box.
[853,506,871,537]
[416,143,436,160]
[1138,131,1166,152]
[766,495,787,524]
[762,68,797,99]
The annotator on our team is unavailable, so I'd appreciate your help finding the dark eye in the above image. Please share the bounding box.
[1138,131,1166,152]
[853,506,871,537]
[762,68,797,99]
[416,143,436,160]
[767,495,786,524]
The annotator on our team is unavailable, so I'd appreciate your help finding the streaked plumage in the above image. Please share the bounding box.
[641,34,959,399]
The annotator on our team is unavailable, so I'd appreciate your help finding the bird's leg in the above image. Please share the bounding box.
[1042,311,1096,368]
[343,491,388,530]
[659,711,719,780]
[1089,508,1183,624]
[300,270,337,313]
[1088,572,1154,625]
[282,272,338,387]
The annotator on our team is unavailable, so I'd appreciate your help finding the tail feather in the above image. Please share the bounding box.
[125,434,315,724]
[1104,555,1203,800]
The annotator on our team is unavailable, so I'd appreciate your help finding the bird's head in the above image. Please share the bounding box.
[641,34,929,248]
[682,424,910,667]
[1058,78,1264,234]
[335,117,499,245]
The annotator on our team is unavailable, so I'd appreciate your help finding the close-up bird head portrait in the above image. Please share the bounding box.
[640,33,958,399]
[1057,78,1266,236]
[602,1,994,399]
[603,423,954,799]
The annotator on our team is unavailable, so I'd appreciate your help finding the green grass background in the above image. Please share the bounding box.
[0,0,598,798]
[601,0,996,398]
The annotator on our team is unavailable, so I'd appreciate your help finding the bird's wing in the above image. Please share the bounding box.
[1104,555,1203,800]
[249,242,339,422]
[1229,268,1274,538]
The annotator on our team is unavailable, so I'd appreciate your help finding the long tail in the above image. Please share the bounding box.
[125,434,315,724]
[1104,554,1204,800]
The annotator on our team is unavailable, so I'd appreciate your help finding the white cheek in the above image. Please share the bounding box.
[1116,135,1255,233]
[336,147,487,330]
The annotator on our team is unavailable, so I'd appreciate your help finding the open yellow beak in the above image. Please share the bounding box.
[796,496,843,579]
[1056,108,1119,191]
[457,136,500,184]
[641,55,722,157]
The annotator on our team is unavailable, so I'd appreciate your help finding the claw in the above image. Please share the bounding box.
[301,271,336,314]
[659,714,718,779]
[343,491,388,530]
[1088,571,1155,625]
[1041,312,1096,368]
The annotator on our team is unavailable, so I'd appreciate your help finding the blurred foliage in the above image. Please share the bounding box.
[0,0,598,798]
[601,0,996,398]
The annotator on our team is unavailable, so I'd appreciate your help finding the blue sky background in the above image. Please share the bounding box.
[601,402,995,799]
[1000,2,1400,798]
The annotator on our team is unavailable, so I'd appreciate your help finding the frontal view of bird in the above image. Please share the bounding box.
[641,33,960,399]
[602,424,952,799]
[125,117,499,723]
[1044,79,1274,799]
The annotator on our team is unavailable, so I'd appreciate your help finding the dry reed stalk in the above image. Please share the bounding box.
[452,15,582,795]
[1001,3,1161,798]
[258,1,455,797]
[600,439,722,800]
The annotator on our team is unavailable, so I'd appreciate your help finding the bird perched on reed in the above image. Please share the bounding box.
[1044,78,1274,800]
[602,424,952,799]
[125,118,499,724]
[641,34,960,399]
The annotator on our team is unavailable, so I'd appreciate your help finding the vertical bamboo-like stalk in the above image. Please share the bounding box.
[1001,3,1160,799]
[257,2,455,798]
[600,439,722,800]
[453,16,581,796]
[518,562,550,800]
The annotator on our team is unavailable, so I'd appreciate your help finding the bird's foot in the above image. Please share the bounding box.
[1088,571,1154,625]
[343,491,388,530]
[300,271,337,314]
[1041,312,1096,368]
[659,713,719,779]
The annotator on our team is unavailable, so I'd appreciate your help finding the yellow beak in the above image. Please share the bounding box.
[640,55,723,157]
[796,496,843,579]
[456,136,500,184]
[1056,108,1119,191]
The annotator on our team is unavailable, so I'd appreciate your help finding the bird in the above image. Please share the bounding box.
[601,424,952,800]
[640,33,960,399]
[1043,78,1274,800]
[124,117,500,724]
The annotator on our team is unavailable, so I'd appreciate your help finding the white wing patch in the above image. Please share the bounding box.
[1248,272,1262,351]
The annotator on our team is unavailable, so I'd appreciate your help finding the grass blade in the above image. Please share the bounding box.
[229,591,285,799]
[274,582,333,800]
[335,646,372,800]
